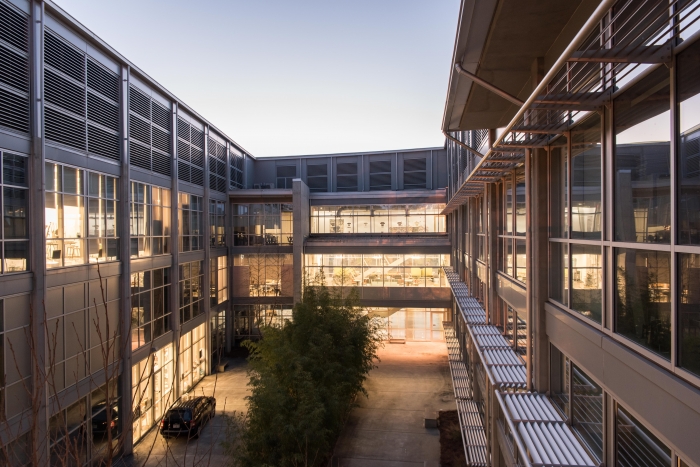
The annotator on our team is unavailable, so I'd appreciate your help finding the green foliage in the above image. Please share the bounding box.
[234,281,381,467]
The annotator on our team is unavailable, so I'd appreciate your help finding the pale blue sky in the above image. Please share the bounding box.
[54,0,460,157]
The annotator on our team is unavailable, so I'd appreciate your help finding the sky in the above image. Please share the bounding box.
[53,0,461,157]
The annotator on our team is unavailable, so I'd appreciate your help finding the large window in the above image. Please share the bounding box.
[233,254,293,297]
[46,163,118,268]
[130,267,171,350]
[211,255,228,305]
[614,66,671,244]
[549,347,603,464]
[178,193,203,252]
[210,200,226,247]
[129,182,171,257]
[179,261,203,324]
[304,254,449,288]
[679,38,700,245]
[615,248,671,360]
[179,323,206,393]
[132,346,173,442]
[0,152,28,273]
[234,304,293,342]
[233,203,293,246]
[50,381,122,466]
[548,116,603,324]
[309,204,446,234]
[678,253,700,377]
[615,403,671,467]
[500,169,527,284]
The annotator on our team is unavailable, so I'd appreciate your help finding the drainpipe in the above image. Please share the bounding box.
[454,62,524,107]
[443,130,487,159]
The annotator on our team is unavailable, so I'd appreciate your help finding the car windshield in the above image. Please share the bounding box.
[166,410,191,422]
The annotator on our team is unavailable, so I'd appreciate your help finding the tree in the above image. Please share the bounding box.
[234,278,381,467]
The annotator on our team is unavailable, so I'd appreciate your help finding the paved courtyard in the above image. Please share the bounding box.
[332,340,455,467]
[117,357,250,467]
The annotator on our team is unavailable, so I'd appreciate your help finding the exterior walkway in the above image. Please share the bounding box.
[117,357,250,467]
[332,340,455,467]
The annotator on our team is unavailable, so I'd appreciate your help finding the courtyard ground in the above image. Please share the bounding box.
[116,357,250,467]
[331,340,455,467]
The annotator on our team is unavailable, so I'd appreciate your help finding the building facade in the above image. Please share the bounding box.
[0,0,451,464]
[442,0,700,466]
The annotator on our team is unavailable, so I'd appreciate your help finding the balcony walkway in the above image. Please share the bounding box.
[443,267,596,467]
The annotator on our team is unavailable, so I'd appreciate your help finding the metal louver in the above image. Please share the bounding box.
[229,152,244,189]
[404,157,427,190]
[307,163,327,192]
[336,161,357,192]
[0,2,29,134]
[44,29,120,161]
[208,136,227,192]
[177,116,205,186]
[369,159,392,191]
[128,84,172,175]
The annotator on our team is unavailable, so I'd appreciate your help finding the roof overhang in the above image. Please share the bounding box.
[442,0,600,132]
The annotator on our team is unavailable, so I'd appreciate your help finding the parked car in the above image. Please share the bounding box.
[159,396,216,439]
[90,402,119,438]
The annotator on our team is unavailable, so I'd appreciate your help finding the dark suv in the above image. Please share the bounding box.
[159,396,216,439]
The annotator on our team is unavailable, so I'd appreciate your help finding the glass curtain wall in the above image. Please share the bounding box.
[548,115,603,324]
[499,169,527,284]
[0,152,28,273]
[210,200,225,247]
[546,39,700,382]
[179,261,203,324]
[130,267,171,350]
[178,193,203,252]
[131,344,173,442]
[210,255,228,305]
[179,323,207,394]
[232,254,293,297]
[233,203,293,245]
[129,182,171,257]
[233,304,294,341]
[310,204,446,234]
[45,163,118,268]
[304,254,449,287]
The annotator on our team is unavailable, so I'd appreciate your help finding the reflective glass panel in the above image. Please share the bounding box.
[678,39,700,245]
[571,244,602,323]
[571,115,601,239]
[614,66,671,243]
[678,253,700,377]
[615,248,671,359]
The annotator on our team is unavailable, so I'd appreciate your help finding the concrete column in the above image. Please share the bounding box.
[292,179,309,304]
[117,64,133,455]
[28,1,48,462]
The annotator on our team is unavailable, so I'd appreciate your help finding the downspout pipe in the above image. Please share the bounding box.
[454,62,524,107]
[443,129,487,159]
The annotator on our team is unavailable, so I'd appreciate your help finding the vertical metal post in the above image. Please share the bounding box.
[29,1,48,463]
[170,103,181,401]
[669,53,678,369]
[118,64,133,455]
[525,148,533,391]
[203,128,211,376]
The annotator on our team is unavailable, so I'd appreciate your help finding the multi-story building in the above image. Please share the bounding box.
[442,0,700,466]
[0,0,451,464]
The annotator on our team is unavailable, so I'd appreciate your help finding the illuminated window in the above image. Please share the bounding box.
[45,162,118,268]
